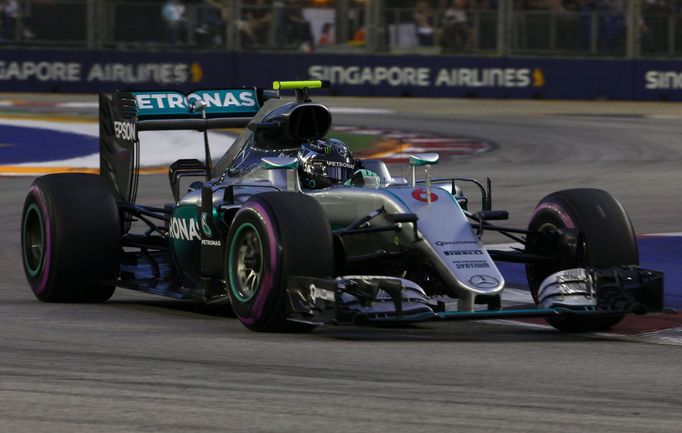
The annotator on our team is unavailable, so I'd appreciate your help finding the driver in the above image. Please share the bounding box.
[298,138,380,189]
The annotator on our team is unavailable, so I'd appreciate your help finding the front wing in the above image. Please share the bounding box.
[285,266,665,326]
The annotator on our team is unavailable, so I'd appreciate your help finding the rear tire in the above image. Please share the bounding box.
[525,188,638,332]
[226,192,334,332]
[21,174,121,302]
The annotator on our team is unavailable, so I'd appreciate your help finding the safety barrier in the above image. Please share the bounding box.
[0,48,681,101]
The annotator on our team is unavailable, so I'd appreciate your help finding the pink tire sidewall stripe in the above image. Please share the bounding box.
[532,202,575,229]
[232,202,278,325]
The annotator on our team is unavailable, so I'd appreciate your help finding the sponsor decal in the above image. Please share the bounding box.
[453,260,490,269]
[468,274,500,288]
[326,160,354,169]
[113,120,136,140]
[201,239,222,246]
[190,62,203,83]
[169,216,201,241]
[645,70,682,90]
[86,63,189,84]
[434,68,543,88]
[435,240,479,246]
[133,89,258,116]
[444,250,483,256]
[309,65,544,89]
[0,61,81,82]
[201,212,213,237]
[412,188,438,203]
[0,61,192,84]
[309,65,431,87]
[305,141,336,155]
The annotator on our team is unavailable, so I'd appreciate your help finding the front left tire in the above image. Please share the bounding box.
[225,192,335,332]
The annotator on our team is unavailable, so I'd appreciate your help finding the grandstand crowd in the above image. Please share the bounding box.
[0,0,680,55]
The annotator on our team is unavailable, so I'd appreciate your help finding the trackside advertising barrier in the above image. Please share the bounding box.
[1,49,682,101]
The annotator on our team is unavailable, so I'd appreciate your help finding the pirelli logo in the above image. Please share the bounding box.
[444,250,483,256]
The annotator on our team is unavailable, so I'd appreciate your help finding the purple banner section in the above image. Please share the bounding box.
[1,48,682,100]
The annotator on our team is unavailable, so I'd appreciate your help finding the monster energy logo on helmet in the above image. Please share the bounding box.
[307,140,333,155]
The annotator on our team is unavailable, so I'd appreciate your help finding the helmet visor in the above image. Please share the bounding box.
[309,161,354,183]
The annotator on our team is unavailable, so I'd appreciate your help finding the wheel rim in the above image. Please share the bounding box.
[538,221,560,233]
[229,223,264,302]
[23,203,45,277]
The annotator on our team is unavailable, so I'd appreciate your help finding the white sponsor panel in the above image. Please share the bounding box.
[434,68,531,87]
[645,70,682,90]
[0,61,189,84]
[169,216,201,241]
[0,61,81,82]
[114,120,136,140]
[309,65,537,88]
[309,65,431,87]
[86,63,188,84]
[134,91,256,110]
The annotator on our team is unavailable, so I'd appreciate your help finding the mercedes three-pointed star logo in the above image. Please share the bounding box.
[468,274,499,288]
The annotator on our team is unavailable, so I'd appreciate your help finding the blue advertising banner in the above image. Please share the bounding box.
[634,60,682,101]
[0,49,230,93]
[0,48,680,101]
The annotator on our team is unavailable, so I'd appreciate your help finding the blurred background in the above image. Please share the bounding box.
[1,0,680,58]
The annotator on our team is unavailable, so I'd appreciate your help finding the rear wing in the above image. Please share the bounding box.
[99,88,267,205]
[133,89,262,131]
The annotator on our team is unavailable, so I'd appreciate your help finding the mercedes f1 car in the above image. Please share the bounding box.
[21,81,666,332]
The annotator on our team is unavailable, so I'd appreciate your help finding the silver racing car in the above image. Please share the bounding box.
[20,80,665,333]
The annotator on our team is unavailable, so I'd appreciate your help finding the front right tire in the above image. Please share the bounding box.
[525,188,638,332]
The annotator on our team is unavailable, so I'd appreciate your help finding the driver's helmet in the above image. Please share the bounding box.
[298,138,355,189]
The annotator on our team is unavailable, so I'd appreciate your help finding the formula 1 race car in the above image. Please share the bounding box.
[20,81,666,333]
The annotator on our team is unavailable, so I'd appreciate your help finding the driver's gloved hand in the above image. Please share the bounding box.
[344,169,381,188]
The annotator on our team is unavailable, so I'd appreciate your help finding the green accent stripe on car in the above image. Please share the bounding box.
[22,203,44,277]
[228,222,263,303]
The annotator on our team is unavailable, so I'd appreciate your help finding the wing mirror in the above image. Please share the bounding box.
[409,153,440,204]
[261,157,300,192]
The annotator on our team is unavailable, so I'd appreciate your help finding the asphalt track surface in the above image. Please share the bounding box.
[1,96,682,432]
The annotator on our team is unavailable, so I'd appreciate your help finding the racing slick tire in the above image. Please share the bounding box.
[525,188,638,332]
[21,173,121,302]
[226,192,335,332]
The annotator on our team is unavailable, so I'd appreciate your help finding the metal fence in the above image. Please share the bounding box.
[1,0,680,57]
